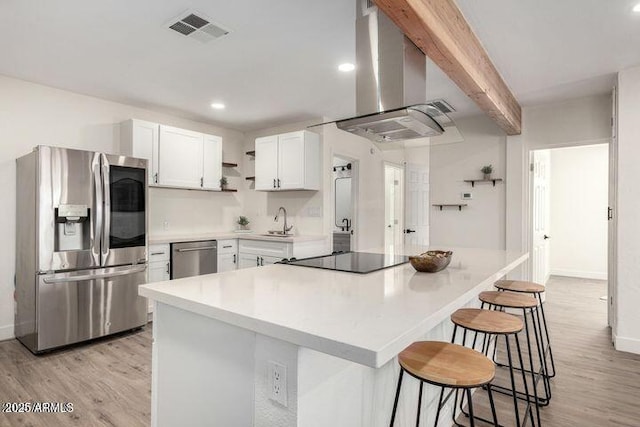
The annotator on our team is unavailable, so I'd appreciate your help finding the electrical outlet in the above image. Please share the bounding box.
[461,192,473,200]
[268,361,287,407]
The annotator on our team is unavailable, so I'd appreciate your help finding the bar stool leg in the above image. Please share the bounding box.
[515,333,537,427]
[486,384,499,426]
[504,335,521,426]
[466,389,475,427]
[536,293,556,378]
[416,382,423,427]
[530,306,551,403]
[389,369,404,427]
[523,309,543,427]
[434,387,446,427]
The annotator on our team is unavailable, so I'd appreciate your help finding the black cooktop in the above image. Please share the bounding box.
[282,251,409,274]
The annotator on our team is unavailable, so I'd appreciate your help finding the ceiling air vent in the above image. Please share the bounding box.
[166,11,229,44]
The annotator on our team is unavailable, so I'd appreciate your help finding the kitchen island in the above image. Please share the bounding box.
[139,246,527,427]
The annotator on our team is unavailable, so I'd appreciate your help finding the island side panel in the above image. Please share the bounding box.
[297,297,487,427]
[153,303,256,427]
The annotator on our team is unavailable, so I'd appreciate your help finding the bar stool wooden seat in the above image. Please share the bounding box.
[390,341,499,427]
[479,291,551,408]
[451,308,537,427]
[495,280,556,379]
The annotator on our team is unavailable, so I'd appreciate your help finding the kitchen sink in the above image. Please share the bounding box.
[261,231,294,238]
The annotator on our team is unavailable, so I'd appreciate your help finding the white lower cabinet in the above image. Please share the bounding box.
[217,239,238,273]
[148,244,171,313]
[237,238,326,269]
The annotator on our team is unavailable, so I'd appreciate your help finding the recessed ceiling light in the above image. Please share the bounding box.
[210,102,225,110]
[634,3,640,12]
[338,63,355,72]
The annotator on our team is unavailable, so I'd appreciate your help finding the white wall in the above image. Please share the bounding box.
[0,74,245,339]
[615,65,640,354]
[429,115,507,249]
[549,144,608,280]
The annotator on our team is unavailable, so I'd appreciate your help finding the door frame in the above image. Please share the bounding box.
[330,152,359,251]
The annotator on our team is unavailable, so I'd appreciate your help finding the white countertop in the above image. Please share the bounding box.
[139,246,527,368]
[149,232,327,245]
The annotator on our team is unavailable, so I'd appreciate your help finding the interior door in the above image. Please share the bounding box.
[158,125,204,188]
[532,150,551,285]
[608,86,618,330]
[277,132,305,190]
[404,162,429,246]
[384,164,404,249]
[255,135,279,190]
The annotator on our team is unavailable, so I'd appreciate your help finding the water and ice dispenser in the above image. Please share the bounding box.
[54,204,90,251]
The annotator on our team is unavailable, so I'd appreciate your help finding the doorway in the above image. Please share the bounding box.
[332,155,358,252]
[530,144,609,291]
[384,162,404,249]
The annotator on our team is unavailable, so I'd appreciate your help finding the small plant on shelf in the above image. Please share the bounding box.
[220,176,228,190]
[237,215,250,230]
[481,165,493,180]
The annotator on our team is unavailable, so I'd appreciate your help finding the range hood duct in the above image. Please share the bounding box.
[335,2,444,143]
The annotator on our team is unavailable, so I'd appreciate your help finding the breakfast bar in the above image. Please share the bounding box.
[139,246,527,427]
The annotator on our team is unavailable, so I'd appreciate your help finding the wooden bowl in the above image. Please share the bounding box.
[409,250,453,273]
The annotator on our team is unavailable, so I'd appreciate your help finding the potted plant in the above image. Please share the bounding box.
[220,176,228,190]
[237,215,250,230]
[481,165,493,180]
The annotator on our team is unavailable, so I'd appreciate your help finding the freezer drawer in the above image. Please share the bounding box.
[32,264,148,353]
[171,240,217,279]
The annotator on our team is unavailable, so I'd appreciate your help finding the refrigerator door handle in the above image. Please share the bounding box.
[92,154,103,265]
[43,265,147,284]
[101,154,111,265]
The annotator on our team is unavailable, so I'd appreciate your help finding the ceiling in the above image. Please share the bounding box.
[0,1,639,131]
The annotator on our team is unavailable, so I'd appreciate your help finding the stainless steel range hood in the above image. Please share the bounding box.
[335,2,444,143]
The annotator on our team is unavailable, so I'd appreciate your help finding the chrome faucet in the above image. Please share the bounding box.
[274,207,293,235]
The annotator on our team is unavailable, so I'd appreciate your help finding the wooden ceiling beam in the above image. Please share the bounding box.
[373,0,522,135]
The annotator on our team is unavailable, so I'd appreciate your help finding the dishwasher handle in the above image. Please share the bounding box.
[175,246,216,253]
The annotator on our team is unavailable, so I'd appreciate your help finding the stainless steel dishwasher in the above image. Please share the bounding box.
[171,240,217,279]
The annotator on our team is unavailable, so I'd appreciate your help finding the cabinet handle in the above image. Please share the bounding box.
[200,177,204,187]
[233,254,236,264]
[154,173,158,184]
[260,257,264,266]
[166,262,170,274]
[150,251,165,256]
[223,245,232,248]
[273,179,276,188]
[257,256,260,266]
[277,179,281,188]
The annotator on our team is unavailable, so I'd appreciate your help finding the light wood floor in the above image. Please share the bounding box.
[0,327,152,427]
[1,276,639,426]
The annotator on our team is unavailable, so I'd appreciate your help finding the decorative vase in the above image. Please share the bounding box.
[483,173,491,180]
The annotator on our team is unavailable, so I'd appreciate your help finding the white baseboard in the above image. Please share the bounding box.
[550,268,607,281]
[0,323,15,342]
[615,335,640,355]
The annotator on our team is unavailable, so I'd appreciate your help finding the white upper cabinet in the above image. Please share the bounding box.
[120,119,160,186]
[202,134,222,190]
[121,120,224,191]
[158,125,204,188]
[255,135,279,190]
[254,130,320,191]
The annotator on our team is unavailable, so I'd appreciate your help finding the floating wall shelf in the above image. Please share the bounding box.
[222,162,238,168]
[433,204,468,211]
[463,178,503,187]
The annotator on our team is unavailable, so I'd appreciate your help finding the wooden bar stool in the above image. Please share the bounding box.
[389,341,499,427]
[451,308,537,427]
[479,291,550,409]
[495,280,556,379]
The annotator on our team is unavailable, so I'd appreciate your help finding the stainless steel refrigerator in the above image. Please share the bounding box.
[15,146,148,353]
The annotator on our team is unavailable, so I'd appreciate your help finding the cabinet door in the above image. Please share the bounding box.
[259,255,284,266]
[255,135,279,191]
[238,253,261,269]
[131,120,160,186]
[202,134,222,190]
[158,125,204,188]
[217,253,237,272]
[277,131,305,190]
[149,261,170,283]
